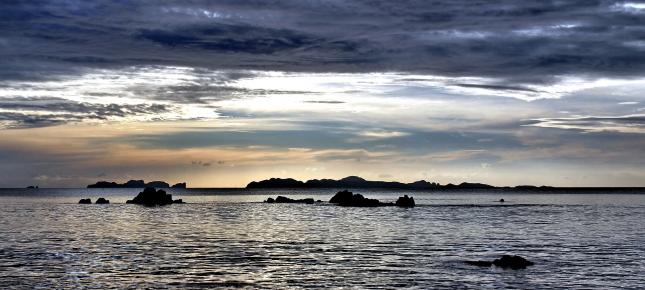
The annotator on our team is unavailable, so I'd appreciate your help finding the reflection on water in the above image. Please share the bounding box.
[1,189,644,289]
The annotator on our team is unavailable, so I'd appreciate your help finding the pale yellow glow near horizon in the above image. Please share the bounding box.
[1,121,644,188]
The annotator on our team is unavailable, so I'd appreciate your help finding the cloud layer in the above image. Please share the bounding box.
[1,1,645,187]
[3,0,645,85]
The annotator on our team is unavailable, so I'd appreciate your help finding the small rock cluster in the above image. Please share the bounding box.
[265,196,315,204]
[395,195,415,207]
[78,197,110,204]
[126,187,184,206]
[329,190,383,206]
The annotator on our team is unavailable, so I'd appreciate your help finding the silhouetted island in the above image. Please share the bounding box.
[246,176,575,191]
[87,180,187,189]
[248,176,441,189]
[126,187,184,206]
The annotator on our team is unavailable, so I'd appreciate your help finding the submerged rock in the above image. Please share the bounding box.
[466,255,534,269]
[395,195,415,207]
[465,260,493,267]
[265,196,314,204]
[125,187,182,206]
[78,198,92,204]
[95,197,110,204]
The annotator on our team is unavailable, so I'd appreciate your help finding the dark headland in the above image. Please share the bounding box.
[247,176,644,192]
[87,180,187,189]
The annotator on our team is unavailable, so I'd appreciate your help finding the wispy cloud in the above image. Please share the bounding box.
[527,115,645,134]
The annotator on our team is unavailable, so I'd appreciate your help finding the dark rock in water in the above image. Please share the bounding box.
[95,197,110,204]
[78,198,92,204]
[265,196,314,204]
[466,255,534,269]
[465,260,493,267]
[329,190,353,204]
[125,187,181,206]
[395,195,415,207]
[499,198,505,202]
[171,182,187,188]
[329,190,387,207]
[173,199,184,204]
[493,255,534,269]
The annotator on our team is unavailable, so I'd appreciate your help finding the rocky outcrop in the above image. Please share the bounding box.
[95,197,110,204]
[329,190,387,207]
[265,196,315,204]
[395,195,415,207]
[329,190,418,207]
[126,187,184,206]
[466,255,534,269]
[78,198,92,204]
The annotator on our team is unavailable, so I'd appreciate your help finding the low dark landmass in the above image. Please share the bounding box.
[466,255,535,269]
[247,176,539,190]
[247,176,441,189]
[87,180,187,189]
[126,187,184,206]
[247,176,645,192]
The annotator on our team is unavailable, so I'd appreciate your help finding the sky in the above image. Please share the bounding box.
[0,0,644,187]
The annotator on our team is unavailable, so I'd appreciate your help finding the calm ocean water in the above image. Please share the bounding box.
[1,188,644,289]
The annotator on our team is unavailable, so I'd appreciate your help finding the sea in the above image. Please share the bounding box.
[0,188,644,289]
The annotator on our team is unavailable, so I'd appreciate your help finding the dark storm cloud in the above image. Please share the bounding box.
[2,0,645,84]
[454,84,540,93]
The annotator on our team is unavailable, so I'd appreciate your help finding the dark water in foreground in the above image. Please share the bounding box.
[1,188,644,289]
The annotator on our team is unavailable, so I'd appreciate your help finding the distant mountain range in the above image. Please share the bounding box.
[246,176,554,190]
[87,180,186,189]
